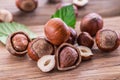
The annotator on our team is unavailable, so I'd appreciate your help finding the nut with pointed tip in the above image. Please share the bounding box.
[96,29,119,52]
[56,43,81,71]
[77,32,94,48]
[73,0,88,8]
[80,13,103,36]
[16,0,38,12]
[0,9,13,22]
[56,3,78,17]
[27,38,55,61]
[77,46,93,61]
[6,31,30,56]
[37,55,55,72]
[44,18,70,45]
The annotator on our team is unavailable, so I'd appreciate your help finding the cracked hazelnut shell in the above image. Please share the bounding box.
[77,32,94,48]
[80,13,103,36]
[44,18,70,45]
[96,29,119,52]
[16,0,38,12]
[27,38,55,61]
[56,43,81,71]
[6,31,30,56]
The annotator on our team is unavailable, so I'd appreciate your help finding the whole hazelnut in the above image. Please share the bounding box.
[80,13,103,36]
[6,31,30,56]
[56,43,81,71]
[66,27,77,44]
[27,38,55,61]
[44,18,70,45]
[56,3,78,17]
[0,9,13,22]
[77,32,94,48]
[96,29,119,52]
[16,0,38,12]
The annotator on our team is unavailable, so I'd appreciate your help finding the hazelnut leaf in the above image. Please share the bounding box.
[51,4,76,28]
[0,22,37,45]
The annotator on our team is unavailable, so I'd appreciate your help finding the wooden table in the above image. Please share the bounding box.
[0,0,120,80]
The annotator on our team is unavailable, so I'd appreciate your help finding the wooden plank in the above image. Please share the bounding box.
[0,17,120,80]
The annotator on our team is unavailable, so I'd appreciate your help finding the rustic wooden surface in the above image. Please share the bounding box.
[0,0,120,25]
[0,0,120,80]
[0,17,120,80]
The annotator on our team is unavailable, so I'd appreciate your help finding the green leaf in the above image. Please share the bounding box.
[51,4,76,28]
[0,22,37,45]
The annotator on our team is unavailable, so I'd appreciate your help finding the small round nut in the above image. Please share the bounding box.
[96,29,119,52]
[77,46,93,61]
[6,31,30,56]
[77,32,94,48]
[44,18,70,45]
[27,38,55,61]
[80,13,103,36]
[16,0,38,12]
[37,55,55,72]
[0,9,13,22]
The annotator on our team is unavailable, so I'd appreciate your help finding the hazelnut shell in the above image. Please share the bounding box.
[16,0,38,12]
[96,29,119,52]
[44,18,70,45]
[27,38,55,61]
[6,31,30,56]
[56,43,81,71]
[80,13,103,36]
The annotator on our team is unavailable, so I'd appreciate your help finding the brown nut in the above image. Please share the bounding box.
[96,29,119,52]
[56,43,81,71]
[44,18,70,45]
[77,46,93,61]
[0,9,13,22]
[16,0,38,12]
[27,38,55,61]
[80,13,103,36]
[6,31,30,56]
[56,3,78,17]
[73,0,88,8]
[77,32,94,48]
[66,27,77,44]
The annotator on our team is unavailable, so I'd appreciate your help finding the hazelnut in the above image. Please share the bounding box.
[6,31,30,56]
[80,13,103,36]
[27,38,55,61]
[77,32,94,48]
[96,29,120,52]
[44,18,70,45]
[73,0,88,8]
[56,43,81,71]
[37,55,55,72]
[0,9,13,22]
[66,27,77,44]
[16,0,38,12]
[77,46,93,61]
[56,3,78,17]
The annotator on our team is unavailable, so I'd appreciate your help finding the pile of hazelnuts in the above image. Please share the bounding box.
[6,12,120,72]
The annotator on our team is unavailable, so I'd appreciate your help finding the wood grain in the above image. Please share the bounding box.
[0,0,120,26]
[0,17,120,80]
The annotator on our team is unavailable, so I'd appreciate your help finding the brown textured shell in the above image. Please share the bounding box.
[6,31,31,56]
[56,43,81,71]
[96,29,119,52]
[44,18,70,45]
[27,38,55,61]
